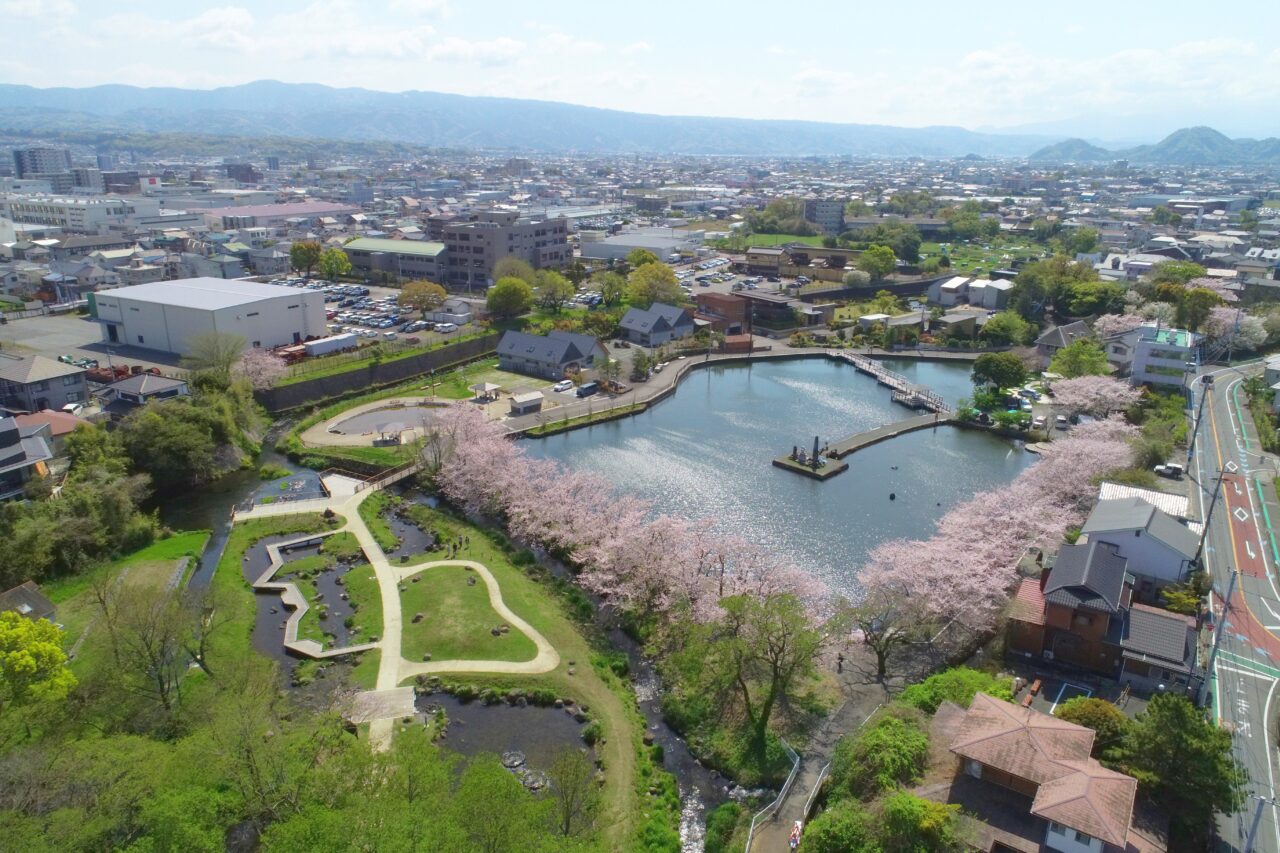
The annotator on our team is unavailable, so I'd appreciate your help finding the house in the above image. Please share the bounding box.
[744,246,785,275]
[1129,324,1199,387]
[1102,327,1141,374]
[945,693,1146,853]
[497,330,603,380]
[695,292,748,334]
[619,302,696,347]
[13,409,88,454]
[103,373,191,417]
[0,353,87,413]
[0,580,55,622]
[1035,321,1092,368]
[427,297,475,326]
[969,278,1013,310]
[0,415,52,500]
[1081,496,1198,590]
[929,275,971,307]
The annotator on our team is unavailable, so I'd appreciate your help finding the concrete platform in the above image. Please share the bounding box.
[772,456,848,480]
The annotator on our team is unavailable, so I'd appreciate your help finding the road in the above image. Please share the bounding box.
[1190,363,1280,852]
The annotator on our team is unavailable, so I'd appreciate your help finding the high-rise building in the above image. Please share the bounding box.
[70,167,104,192]
[224,163,261,184]
[441,210,569,290]
[96,152,116,171]
[803,198,846,235]
[265,156,280,171]
[12,146,72,179]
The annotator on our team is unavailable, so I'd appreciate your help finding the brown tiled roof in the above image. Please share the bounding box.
[1032,759,1138,847]
[950,694,1137,848]
[1008,578,1046,625]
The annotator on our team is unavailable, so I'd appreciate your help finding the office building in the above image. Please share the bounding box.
[266,156,281,171]
[90,277,326,355]
[0,194,162,232]
[12,146,71,179]
[343,237,446,280]
[224,163,261,184]
[803,198,845,234]
[442,210,569,289]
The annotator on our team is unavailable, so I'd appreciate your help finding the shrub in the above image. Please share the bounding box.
[703,802,743,853]
[581,720,603,745]
[900,667,1013,714]
[1054,697,1131,757]
[258,463,291,480]
[831,706,930,799]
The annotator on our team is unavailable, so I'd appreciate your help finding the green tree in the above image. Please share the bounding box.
[1149,260,1206,286]
[878,791,963,853]
[486,277,534,320]
[1050,338,1110,378]
[0,612,75,722]
[858,245,898,281]
[802,801,875,853]
[899,667,1013,714]
[1010,256,1098,320]
[626,262,683,309]
[979,311,1033,346]
[719,592,825,749]
[64,422,126,475]
[831,707,930,799]
[1152,205,1179,225]
[596,271,626,306]
[453,755,554,853]
[845,221,922,262]
[288,240,322,278]
[1062,280,1125,316]
[1176,287,1223,331]
[117,397,237,490]
[1065,226,1100,255]
[1113,693,1246,842]
[971,351,1027,388]
[180,331,246,387]
[397,279,447,318]
[1054,697,1131,758]
[316,246,352,281]
[534,270,576,313]
[492,257,538,286]
[625,248,661,268]
[546,747,599,837]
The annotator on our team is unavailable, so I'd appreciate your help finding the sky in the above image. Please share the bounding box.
[4,0,1279,140]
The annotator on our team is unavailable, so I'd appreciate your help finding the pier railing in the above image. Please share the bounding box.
[745,739,801,852]
[829,351,952,414]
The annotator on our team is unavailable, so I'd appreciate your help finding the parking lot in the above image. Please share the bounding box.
[0,312,183,373]
[266,276,471,344]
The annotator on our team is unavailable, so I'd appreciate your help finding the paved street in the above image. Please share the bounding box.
[1191,364,1280,852]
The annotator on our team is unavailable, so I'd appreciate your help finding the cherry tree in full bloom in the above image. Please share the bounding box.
[1092,313,1145,340]
[1188,276,1239,303]
[1202,306,1266,350]
[1050,376,1143,417]
[234,347,288,390]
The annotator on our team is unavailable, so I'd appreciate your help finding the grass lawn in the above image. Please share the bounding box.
[357,490,400,551]
[525,403,646,436]
[396,501,643,846]
[741,232,825,247]
[401,563,537,662]
[56,531,211,675]
[433,358,536,399]
[342,565,383,689]
[277,330,495,386]
[919,238,1044,273]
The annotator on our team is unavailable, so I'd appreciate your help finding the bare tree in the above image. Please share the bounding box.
[546,747,599,836]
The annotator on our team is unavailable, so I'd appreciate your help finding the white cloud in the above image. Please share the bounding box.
[427,36,524,65]
[621,41,652,55]
[0,0,74,17]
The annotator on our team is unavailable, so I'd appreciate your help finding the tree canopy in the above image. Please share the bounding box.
[486,276,534,319]
[288,240,321,277]
[534,270,576,313]
[979,311,1033,346]
[857,245,898,281]
[1049,338,1110,378]
[397,280,447,317]
[624,248,660,268]
[626,262,683,309]
[971,352,1027,389]
[492,257,538,286]
[0,613,75,718]
[316,246,352,282]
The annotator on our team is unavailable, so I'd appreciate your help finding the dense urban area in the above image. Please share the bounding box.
[4,79,1280,853]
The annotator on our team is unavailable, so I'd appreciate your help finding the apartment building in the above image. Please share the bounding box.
[803,198,845,234]
[0,194,162,233]
[12,146,71,179]
[442,210,569,289]
[1130,324,1199,387]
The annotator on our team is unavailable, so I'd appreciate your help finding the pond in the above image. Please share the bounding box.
[526,356,1035,595]
[419,692,588,777]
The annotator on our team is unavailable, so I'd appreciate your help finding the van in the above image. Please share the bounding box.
[576,381,599,398]
[435,322,457,333]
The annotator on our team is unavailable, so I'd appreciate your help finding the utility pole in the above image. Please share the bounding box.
[1200,566,1237,709]
[1188,374,1215,464]
[1195,472,1225,566]
[1245,794,1279,852]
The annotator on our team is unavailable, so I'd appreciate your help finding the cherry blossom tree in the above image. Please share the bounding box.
[1092,313,1145,340]
[1050,376,1143,417]
[234,347,288,390]
[1203,306,1266,350]
[1188,276,1239,303]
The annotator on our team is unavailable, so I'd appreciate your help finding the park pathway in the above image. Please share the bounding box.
[233,475,559,751]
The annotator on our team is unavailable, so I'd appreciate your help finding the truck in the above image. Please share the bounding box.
[303,333,359,357]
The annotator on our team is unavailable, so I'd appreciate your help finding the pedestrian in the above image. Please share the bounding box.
[837,653,844,674]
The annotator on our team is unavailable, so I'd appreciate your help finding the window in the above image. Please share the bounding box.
[1049,822,1067,835]
[1074,830,1092,843]
[252,341,261,348]
[287,304,299,310]
[65,391,82,402]
[137,335,144,343]
[62,375,78,386]
[247,311,259,317]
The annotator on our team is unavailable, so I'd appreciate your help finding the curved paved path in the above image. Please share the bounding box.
[299,396,449,448]
[396,559,559,679]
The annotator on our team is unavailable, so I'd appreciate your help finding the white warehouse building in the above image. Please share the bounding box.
[89,277,326,355]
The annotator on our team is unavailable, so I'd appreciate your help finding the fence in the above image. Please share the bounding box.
[744,739,801,852]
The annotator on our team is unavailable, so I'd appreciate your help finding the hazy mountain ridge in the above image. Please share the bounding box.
[1030,126,1280,165]
[0,80,1058,157]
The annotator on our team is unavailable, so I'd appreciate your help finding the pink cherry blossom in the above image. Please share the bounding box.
[1050,376,1143,417]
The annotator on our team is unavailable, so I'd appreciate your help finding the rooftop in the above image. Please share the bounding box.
[98,277,308,311]
[343,237,446,257]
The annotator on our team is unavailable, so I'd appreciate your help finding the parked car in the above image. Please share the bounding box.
[435,323,458,333]
[1054,415,1069,430]
[1032,415,1047,430]
[552,379,574,392]
[576,381,599,398]
[1154,463,1185,479]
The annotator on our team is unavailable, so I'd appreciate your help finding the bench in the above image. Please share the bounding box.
[1029,679,1042,696]
[1021,694,1034,708]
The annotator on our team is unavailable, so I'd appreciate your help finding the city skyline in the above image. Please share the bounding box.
[5,0,1280,141]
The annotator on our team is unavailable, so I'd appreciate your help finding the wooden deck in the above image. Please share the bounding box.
[826,412,952,458]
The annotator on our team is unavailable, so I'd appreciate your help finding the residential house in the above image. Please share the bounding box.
[1129,324,1199,387]
[427,297,475,326]
[1102,327,1141,374]
[694,291,748,334]
[943,693,1148,853]
[497,330,603,380]
[0,580,55,622]
[1035,321,1092,368]
[0,354,87,412]
[13,409,87,454]
[618,302,695,346]
[744,246,785,275]
[1079,496,1198,591]
[929,275,971,307]
[1007,540,1198,692]
[103,373,190,418]
[0,414,52,500]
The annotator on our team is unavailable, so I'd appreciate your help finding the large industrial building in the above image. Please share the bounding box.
[343,237,446,280]
[89,277,326,356]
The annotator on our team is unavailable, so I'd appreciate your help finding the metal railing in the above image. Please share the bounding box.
[803,762,831,820]
[744,739,801,852]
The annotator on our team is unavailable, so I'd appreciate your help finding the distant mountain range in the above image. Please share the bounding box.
[1030,126,1280,165]
[0,80,1060,157]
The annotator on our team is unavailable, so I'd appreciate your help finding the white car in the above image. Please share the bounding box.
[552,380,574,392]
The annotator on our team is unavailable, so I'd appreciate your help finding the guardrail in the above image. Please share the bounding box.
[803,762,831,819]
[744,739,801,852]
